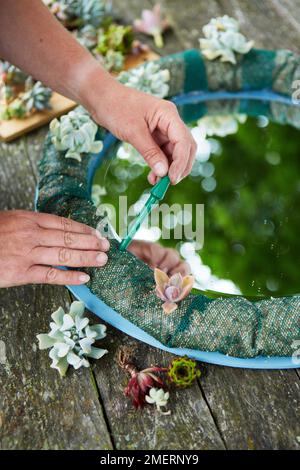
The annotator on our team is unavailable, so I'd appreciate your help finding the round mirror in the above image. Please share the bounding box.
[93,99,300,298]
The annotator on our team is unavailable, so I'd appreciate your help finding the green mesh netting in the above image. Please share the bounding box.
[37,49,300,358]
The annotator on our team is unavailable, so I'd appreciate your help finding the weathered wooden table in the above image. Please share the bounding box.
[1,0,300,450]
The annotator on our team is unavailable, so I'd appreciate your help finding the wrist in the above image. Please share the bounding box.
[71,57,122,125]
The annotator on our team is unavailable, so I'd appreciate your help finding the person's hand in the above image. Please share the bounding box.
[0,210,109,288]
[87,78,197,185]
[128,240,190,277]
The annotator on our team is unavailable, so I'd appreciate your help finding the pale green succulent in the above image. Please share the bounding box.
[22,81,52,113]
[199,15,254,64]
[145,387,170,415]
[117,142,146,166]
[50,109,103,161]
[47,0,109,28]
[91,184,107,207]
[102,50,124,72]
[76,24,98,50]
[118,62,170,98]
[37,301,108,376]
[1,98,26,120]
[197,114,247,137]
[77,0,109,27]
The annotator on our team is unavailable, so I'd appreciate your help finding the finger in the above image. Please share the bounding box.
[147,171,159,185]
[181,138,197,179]
[162,113,194,184]
[38,228,110,251]
[169,261,191,277]
[152,129,169,146]
[130,124,169,178]
[169,141,191,185]
[32,247,108,267]
[33,212,96,235]
[158,249,181,273]
[27,265,90,285]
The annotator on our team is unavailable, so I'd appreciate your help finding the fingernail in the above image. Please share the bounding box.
[101,239,110,251]
[153,162,166,177]
[175,174,182,184]
[79,274,90,283]
[96,253,108,265]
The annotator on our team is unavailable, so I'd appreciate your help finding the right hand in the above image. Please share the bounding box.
[0,210,109,288]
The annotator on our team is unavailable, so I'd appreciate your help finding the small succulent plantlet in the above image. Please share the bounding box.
[168,356,201,388]
[22,81,52,113]
[145,387,171,415]
[199,15,254,64]
[50,108,103,161]
[95,24,134,56]
[197,114,247,137]
[1,98,26,120]
[118,62,170,99]
[37,301,108,377]
[46,0,109,29]
[91,184,107,207]
[134,4,170,48]
[116,345,167,408]
[154,268,194,314]
[102,50,124,72]
[76,24,98,50]
[0,61,28,86]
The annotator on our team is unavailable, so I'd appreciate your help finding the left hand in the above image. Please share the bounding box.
[128,240,190,277]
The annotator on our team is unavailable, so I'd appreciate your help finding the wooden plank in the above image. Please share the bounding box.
[92,332,226,450]
[12,0,300,451]
[200,366,300,450]
[0,93,75,143]
[0,139,113,449]
[218,0,300,51]
[0,50,159,143]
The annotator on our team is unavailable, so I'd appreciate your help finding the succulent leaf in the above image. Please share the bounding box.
[36,300,108,376]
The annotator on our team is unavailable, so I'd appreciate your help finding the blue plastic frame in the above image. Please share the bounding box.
[37,89,300,369]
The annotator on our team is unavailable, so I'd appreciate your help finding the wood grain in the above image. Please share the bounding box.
[0,50,159,143]
[0,138,113,450]
[1,0,300,450]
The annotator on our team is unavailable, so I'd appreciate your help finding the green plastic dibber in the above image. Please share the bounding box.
[119,175,170,251]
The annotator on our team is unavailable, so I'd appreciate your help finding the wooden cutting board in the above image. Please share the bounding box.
[0,50,159,143]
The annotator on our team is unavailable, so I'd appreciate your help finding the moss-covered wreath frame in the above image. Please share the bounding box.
[37,49,300,369]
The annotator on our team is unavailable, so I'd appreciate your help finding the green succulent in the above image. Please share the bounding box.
[50,108,103,161]
[91,184,107,206]
[77,0,109,27]
[22,81,52,113]
[76,24,98,50]
[95,24,134,56]
[37,301,108,377]
[168,356,201,388]
[1,61,28,85]
[48,0,109,28]
[118,62,170,99]
[102,49,124,72]
[1,98,26,120]
[1,85,14,101]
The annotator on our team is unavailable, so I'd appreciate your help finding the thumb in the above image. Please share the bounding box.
[130,125,169,178]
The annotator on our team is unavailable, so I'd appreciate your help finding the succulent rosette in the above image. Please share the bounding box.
[134,4,170,48]
[168,356,201,388]
[199,15,254,64]
[50,109,103,161]
[124,366,165,409]
[118,62,170,99]
[37,301,108,376]
[154,268,194,314]
[145,387,170,415]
